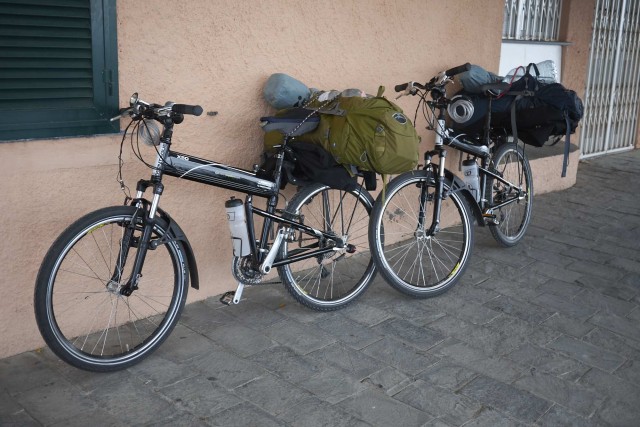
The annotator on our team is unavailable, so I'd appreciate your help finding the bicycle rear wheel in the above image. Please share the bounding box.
[34,206,188,372]
[278,183,376,310]
[368,171,474,298]
[487,142,533,247]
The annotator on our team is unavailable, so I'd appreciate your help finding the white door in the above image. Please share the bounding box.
[580,0,640,157]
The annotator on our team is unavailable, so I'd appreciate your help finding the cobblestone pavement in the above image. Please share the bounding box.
[2,150,639,426]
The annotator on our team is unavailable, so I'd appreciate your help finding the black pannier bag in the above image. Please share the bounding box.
[449,63,584,177]
[504,63,584,177]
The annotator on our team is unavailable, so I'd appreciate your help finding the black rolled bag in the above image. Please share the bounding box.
[449,63,584,177]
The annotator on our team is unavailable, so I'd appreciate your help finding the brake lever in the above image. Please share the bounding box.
[110,107,133,122]
[395,82,418,99]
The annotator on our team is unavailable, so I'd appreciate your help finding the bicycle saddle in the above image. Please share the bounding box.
[260,107,320,136]
[480,82,512,97]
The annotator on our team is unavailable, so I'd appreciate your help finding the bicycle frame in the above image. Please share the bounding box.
[420,97,528,233]
[118,119,354,295]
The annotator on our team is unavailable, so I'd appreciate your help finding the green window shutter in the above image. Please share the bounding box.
[0,0,119,141]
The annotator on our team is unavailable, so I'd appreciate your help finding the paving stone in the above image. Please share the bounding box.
[338,389,433,426]
[179,300,237,333]
[546,335,625,372]
[10,376,96,425]
[128,354,199,389]
[362,366,411,395]
[430,340,524,383]
[576,273,639,302]
[307,342,386,380]
[188,347,266,389]
[535,278,585,300]
[364,294,446,327]
[0,351,68,395]
[514,370,604,418]
[483,294,555,324]
[572,288,637,318]
[445,282,501,304]
[417,359,478,391]
[204,322,277,357]
[362,337,439,375]
[155,325,220,363]
[91,378,177,424]
[299,365,367,404]
[233,373,312,417]
[248,346,322,384]
[262,319,335,355]
[394,379,482,425]
[523,246,576,267]
[583,326,640,360]
[156,375,242,418]
[541,313,595,338]
[220,299,288,330]
[566,259,627,281]
[0,389,38,426]
[588,311,640,342]
[373,318,444,351]
[339,301,393,327]
[460,375,552,422]
[206,402,286,427]
[535,404,599,427]
[279,396,369,427]
[506,342,590,381]
[459,407,527,427]
[422,296,502,325]
[613,358,640,385]
[313,312,383,350]
[477,277,542,302]
[48,409,129,427]
[532,292,598,321]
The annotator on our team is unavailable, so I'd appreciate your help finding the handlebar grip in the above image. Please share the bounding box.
[394,83,409,93]
[445,63,471,77]
[172,104,203,116]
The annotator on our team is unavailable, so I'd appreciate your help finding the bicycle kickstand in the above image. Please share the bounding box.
[219,282,245,305]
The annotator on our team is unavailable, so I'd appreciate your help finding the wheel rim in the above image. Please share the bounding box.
[281,187,375,307]
[45,213,184,366]
[492,149,531,242]
[375,177,472,292]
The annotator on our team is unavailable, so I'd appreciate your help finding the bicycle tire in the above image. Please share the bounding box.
[34,205,188,372]
[368,170,474,298]
[278,183,376,310]
[487,142,534,247]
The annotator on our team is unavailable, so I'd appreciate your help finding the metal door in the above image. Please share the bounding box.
[581,0,640,158]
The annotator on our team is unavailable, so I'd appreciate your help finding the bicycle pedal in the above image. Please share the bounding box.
[219,291,235,305]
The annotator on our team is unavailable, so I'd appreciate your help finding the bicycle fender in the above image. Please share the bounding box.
[157,207,200,290]
[444,169,485,227]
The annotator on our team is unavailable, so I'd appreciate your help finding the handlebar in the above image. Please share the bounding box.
[394,63,471,97]
[171,103,203,116]
[111,94,203,122]
[445,63,471,77]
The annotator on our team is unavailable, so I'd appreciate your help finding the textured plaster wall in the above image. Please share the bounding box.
[0,0,591,358]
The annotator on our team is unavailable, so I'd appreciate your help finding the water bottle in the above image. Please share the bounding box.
[461,159,480,202]
[225,197,250,257]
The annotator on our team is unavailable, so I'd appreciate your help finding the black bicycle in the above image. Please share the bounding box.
[34,94,375,371]
[368,64,533,298]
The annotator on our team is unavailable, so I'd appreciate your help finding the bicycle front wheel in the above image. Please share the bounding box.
[278,183,376,310]
[487,142,533,247]
[34,206,188,372]
[368,171,474,298]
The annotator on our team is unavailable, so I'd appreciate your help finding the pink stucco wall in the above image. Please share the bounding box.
[0,0,595,358]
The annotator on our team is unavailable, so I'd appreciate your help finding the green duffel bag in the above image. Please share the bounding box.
[323,90,419,174]
[263,87,420,175]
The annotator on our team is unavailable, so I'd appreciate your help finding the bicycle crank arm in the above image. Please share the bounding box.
[259,228,285,274]
[219,282,245,305]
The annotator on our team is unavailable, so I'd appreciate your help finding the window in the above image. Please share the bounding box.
[0,0,118,141]
[503,0,563,42]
